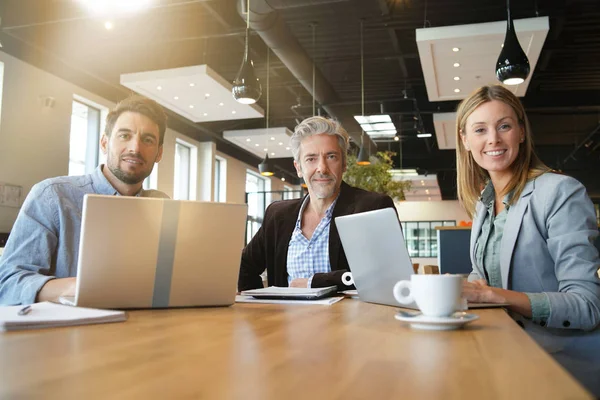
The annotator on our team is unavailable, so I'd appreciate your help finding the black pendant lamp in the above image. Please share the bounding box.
[258,153,274,176]
[357,135,370,165]
[232,0,262,104]
[258,48,274,177]
[356,19,370,166]
[496,0,530,85]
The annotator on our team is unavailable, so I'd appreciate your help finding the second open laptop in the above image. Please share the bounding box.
[335,208,419,310]
[61,194,247,309]
[335,208,506,310]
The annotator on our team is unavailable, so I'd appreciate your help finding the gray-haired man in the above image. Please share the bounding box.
[239,116,396,291]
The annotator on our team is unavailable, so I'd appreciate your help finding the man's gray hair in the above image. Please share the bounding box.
[290,116,350,162]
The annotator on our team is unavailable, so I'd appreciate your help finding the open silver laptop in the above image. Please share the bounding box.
[62,194,247,309]
[335,208,419,309]
[336,208,506,310]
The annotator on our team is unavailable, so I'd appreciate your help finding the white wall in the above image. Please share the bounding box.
[394,200,471,266]
[0,51,117,231]
[0,50,288,233]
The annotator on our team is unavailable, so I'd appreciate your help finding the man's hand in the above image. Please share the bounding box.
[290,278,309,288]
[36,277,77,303]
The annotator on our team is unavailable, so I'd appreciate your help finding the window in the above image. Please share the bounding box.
[283,185,302,200]
[245,171,267,243]
[173,139,197,200]
[143,165,158,190]
[214,156,226,202]
[68,99,103,176]
[401,221,456,258]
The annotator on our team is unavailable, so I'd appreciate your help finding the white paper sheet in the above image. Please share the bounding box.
[235,295,344,306]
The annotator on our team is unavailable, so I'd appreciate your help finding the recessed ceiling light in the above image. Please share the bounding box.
[426,189,430,194]
[246,138,251,142]
[263,148,268,151]
[281,177,286,182]
[173,96,179,100]
[270,137,275,140]
[285,147,290,150]
[421,180,425,185]
[104,21,113,30]
[394,136,399,141]
[453,62,460,67]
[278,142,283,146]
[205,93,210,97]
[255,144,259,147]
[219,102,224,106]
[452,47,460,52]
[156,85,162,91]
[428,197,431,201]
[454,88,461,93]
[189,83,195,87]
[189,105,194,109]
[454,77,460,81]
[271,152,275,156]
[203,113,208,116]
[232,110,237,114]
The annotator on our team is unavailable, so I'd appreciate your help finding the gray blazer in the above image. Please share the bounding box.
[468,173,600,396]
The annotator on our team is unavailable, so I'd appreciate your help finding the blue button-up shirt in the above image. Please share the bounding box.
[0,165,168,305]
[286,195,338,287]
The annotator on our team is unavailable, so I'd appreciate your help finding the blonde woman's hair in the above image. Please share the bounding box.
[455,85,551,218]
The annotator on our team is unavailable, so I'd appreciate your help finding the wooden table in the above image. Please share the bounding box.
[0,299,592,399]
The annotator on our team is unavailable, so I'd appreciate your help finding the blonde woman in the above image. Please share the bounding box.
[456,85,600,396]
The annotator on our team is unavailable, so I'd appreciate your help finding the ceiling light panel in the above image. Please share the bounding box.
[416,17,549,101]
[433,112,457,150]
[121,65,264,123]
[223,127,292,159]
[354,115,392,124]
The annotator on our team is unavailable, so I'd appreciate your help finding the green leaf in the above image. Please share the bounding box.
[343,151,411,201]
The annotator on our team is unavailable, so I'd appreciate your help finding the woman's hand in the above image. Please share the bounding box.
[462,279,506,304]
[462,279,533,318]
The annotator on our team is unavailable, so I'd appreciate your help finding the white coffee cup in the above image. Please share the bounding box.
[393,275,463,317]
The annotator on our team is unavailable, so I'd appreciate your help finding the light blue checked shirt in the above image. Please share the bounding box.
[287,195,339,287]
[0,165,168,305]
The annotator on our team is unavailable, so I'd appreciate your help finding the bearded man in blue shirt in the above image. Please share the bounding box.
[239,116,397,291]
[0,95,168,305]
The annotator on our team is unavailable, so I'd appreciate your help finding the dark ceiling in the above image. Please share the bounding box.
[0,0,599,199]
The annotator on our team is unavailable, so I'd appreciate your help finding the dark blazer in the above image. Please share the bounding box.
[238,182,396,291]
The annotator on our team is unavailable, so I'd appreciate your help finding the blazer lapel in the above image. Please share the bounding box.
[500,180,535,289]
[470,202,486,266]
[329,183,354,270]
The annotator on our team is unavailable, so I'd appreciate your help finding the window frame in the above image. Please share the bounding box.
[400,220,456,258]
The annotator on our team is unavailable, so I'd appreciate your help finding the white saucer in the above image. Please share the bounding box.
[394,311,479,331]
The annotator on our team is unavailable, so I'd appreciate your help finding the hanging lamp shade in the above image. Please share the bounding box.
[258,153,274,176]
[495,0,530,86]
[232,28,262,104]
[357,135,370,165]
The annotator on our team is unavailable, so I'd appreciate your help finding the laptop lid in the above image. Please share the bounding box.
[335,207,418,309]
[74,194,247,309]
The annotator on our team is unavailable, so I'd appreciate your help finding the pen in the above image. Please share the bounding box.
[18,305,32,316]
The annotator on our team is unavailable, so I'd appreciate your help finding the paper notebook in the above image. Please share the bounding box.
[240,286,338,300]
[0,302,127,332]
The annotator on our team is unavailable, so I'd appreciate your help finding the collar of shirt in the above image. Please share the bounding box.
[92,165,145,197]
[293,193,340,233]
[480,181,513,213]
